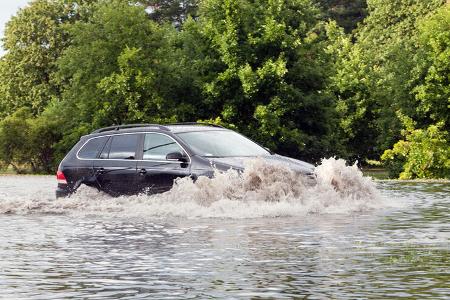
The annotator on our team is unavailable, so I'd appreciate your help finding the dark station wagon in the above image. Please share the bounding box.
[56,123,315,198]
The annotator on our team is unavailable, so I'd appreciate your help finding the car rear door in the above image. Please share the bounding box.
[72,136,110,188]
[94,133,140,196]
[136,133,191,194]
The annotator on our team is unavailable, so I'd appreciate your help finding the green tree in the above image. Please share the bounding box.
[414,5,450,130]
[329,0,446,161]
[0,0,94,117]
[57,1,168,128]
[55,0,205,153]
[28,108,64,173]
[380,5,450,179]
[0,107,62,173]
[0,108,32,173]
[1,0,447,176]
[189,0,341,161]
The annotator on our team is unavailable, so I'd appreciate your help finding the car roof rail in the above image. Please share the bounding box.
[92,124,170,134]
[166,122,224,128]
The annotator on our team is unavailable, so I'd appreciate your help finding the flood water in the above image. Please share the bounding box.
[0,159,449,299]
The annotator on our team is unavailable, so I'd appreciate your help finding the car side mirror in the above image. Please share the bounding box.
[166,151,187,162]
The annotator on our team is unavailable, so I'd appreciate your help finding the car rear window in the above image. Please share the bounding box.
[78,137,108,159]
[107,134,139,160]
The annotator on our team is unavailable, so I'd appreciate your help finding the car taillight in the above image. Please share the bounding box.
[56,170,68,184]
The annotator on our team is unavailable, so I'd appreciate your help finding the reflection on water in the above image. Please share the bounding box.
[0,175,449,299]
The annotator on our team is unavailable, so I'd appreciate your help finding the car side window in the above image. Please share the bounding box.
[78,136,108,159]
[106,134,139,160]
[143,133,184,160]
[99,137,112,159]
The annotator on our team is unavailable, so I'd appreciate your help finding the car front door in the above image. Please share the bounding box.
[136,133,191,194]
[93,133,139,196]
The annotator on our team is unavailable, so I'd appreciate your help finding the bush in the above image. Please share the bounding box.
[0,108,33,173]
[0,108,63,174]
[381,116,450,179]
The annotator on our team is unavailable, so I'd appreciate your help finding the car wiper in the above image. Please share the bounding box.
[143,142,176,152]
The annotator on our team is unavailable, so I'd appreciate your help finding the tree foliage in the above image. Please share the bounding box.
[0,0,94,117]
[190,0,340,161]
[380,5,450,178]
[381,115,449,179]
[0,0,449,178]
[57,1,169,126]
[329,0,447,161]
[0,107,62,173]
[414,5,450,130]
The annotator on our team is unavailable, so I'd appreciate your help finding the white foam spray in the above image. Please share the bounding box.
[0,158,381,218]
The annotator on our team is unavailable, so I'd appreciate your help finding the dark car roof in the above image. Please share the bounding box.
[84,124,228,138]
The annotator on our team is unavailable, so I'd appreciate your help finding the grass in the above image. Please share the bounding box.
[0,165,17,175]
[0,165,48,176]
[361,167,390,180]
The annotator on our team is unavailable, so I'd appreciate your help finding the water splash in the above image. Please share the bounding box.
[0,158,381,218]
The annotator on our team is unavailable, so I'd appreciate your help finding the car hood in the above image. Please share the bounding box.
[205,154,315,174]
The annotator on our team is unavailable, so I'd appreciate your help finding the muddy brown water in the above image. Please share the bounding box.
[0,159,448,299]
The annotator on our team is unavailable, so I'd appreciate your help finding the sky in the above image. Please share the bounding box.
[0,0,30,54]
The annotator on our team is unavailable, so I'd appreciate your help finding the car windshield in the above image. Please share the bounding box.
[176,130,270,157]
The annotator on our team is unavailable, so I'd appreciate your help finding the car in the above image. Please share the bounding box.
[56,123,315,198]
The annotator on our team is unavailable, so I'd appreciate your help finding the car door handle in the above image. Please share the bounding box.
[96,168,105,175]
[139,168,147,175]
